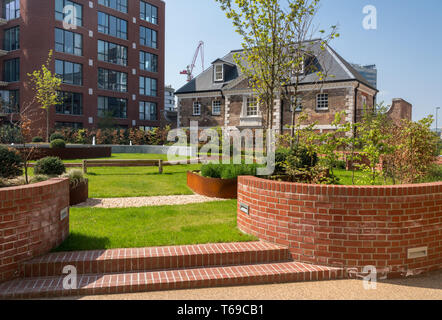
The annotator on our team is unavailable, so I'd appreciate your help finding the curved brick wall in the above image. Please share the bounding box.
[238,176,442,277]
[0,179,70,283]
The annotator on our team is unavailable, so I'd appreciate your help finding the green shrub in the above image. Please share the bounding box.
[201,163,258,180]
[334,160,347,170]
[421,164,442,183]
[50,132,65,142]
[201,163,222,179]
[62,169,87,188]
[0,125,23,144]
[50,139,66,149]
[34,157,66,176]
[30,175,50,184]
[32,136,44,143]
[275,145,318,176]
[0,145,23,178]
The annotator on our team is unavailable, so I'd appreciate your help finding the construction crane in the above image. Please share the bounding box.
[180,41,204,82]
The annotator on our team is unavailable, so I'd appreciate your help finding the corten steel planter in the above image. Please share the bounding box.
[187,171,237,199]
[69,179,88,206]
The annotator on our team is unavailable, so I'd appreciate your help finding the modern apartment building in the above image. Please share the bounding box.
[350,63,377,89]
[0,0,165,137]
[164,85,175,111]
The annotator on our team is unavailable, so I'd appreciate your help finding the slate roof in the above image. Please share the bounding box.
[176,40,377,94]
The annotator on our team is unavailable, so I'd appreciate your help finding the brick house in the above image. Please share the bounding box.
[175,40,379,133]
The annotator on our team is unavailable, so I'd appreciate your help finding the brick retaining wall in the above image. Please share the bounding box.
[0,179,70,283]
[238,176,442,277]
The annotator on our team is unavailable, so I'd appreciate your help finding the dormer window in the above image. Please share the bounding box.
[214,64,224,82]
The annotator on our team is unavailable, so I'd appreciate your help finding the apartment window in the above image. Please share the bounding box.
[3,0,19,20]
[98,68,128,92]
[212,101,221,115]
[98,40,127,66]
[214,65,223,82]
[98,96,127,118]
[55,0,83,26]
[98,0,127,13]
[55,59,82,85]
[140,26,157,49]
[139,101,157,121]
[55,28,82,56]
[55,121,83,129]
[98,12,128,40]
[290,96,302,112]
[193,102,201,116]
[140,51,158,72]
[56,91,82,115]
[140,1,158,24]
[246,97,258,116]
[316,93,329,110]
[3,58,19,82]
[139,76,157,96]
[4,26,19,51]
[0,89,19,113]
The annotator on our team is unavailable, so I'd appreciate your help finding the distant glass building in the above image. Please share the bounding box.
[351,64,377,89]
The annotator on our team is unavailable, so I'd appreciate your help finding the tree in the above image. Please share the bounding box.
[383,116,438,184]
[357,104,393,185]
[215,0,338,131]
[28,50,62,142]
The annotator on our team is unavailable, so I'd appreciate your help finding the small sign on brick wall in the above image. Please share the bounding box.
[60,207,69,221]
[240,203,249,215]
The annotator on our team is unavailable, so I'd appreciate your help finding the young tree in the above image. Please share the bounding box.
[357,104,393,185]
[215,0,338,132]
[28,50,62,142]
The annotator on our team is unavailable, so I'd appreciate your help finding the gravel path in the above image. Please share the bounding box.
[53,270,442,300]
[74,194,227,208]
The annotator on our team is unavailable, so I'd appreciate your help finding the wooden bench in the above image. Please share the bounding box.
[82,159,164,174]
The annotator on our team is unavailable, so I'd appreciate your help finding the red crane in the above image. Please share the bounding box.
[180,41,204,82]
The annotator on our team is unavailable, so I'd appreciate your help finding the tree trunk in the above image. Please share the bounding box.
[46,108,50,142]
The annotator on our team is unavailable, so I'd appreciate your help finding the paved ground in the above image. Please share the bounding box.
[73,195,227,208]
[56,270,442,300]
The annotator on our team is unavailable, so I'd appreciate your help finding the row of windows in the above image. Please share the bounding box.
[192,101,222,117]
[190,94,332,118]
[54,59,157,97]
[56,92,157,121]
[3,0,158,25]
[54,33,158,71]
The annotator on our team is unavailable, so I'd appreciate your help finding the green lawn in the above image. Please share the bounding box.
[84,163,201,198]
[333,169,392,185]
[35,153,190,164]
[55,200,256,251]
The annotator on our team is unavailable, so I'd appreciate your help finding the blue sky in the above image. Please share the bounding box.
[165,0,442,122]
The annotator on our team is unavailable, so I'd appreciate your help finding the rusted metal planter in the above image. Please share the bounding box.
[69,179,88,206]
[187,171,237,199]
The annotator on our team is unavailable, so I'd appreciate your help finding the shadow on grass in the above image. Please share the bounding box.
[53,233,111,252]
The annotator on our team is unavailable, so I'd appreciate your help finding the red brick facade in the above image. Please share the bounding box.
[0,178,70,283]
[0,0,165,137]
[238,176,442,277]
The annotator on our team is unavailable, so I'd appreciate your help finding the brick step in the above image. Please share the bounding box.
[0,262,344,299]
[21,242,290,278]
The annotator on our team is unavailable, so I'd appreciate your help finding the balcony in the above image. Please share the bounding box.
[0,49,8,57]
[0,81,9,87]
[0,18,7,26]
